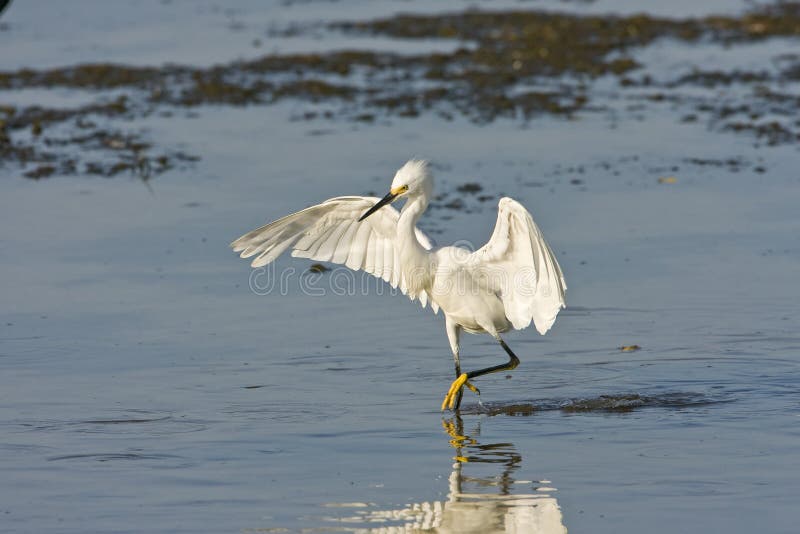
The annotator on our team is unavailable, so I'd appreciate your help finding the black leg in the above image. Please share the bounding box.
[443,338,519,412]
[465,338,520,380]
[453,362,465,411]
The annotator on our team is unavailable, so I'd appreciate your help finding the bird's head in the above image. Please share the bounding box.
[359,159,433,222]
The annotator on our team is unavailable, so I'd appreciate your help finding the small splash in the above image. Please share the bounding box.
[561,393,656,412]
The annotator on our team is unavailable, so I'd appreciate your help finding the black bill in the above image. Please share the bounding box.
[358,191,398,221]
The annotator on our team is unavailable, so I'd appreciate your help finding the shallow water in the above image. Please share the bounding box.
[1,1,799,533]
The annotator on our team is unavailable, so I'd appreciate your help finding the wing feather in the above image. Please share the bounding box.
[314,219,349,261]
[332,221,358,264]
[430,297,439,314]
[232,196,434,307]
[373,236,385,279]
[345,223,372,270]
[391,246,401,288]
[365,230,377,273]
[382,238,393,283]
[292,224,335,260]
[294,231,319,253]
[469,197,566,334]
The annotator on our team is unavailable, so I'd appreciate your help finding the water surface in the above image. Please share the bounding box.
[1,1,799,532]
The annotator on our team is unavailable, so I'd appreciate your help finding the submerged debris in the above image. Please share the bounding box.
[307,263,331,273]
[456,182,483,194]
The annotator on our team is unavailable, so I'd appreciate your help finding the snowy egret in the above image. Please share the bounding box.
[231,160,566,410]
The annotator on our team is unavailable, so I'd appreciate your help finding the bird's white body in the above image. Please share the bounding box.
[232,160,566,409]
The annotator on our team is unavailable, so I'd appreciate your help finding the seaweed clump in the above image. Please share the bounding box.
[2,3,800,179]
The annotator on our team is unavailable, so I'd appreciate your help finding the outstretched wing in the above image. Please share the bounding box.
[231,196,436,308]
[468,197,566,334]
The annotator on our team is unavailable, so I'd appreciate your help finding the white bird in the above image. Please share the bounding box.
[231,159,566,410]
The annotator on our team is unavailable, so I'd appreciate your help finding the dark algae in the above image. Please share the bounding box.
[462,392,728,416]
[2,2,800,179]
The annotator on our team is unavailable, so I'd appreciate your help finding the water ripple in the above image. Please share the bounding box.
[47,451,186,463]
[14,410,209,435]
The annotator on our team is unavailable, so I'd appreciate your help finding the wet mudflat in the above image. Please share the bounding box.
[1,1,799,532]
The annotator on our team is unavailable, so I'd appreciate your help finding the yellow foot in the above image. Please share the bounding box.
[441,374,479,411]
[441,374,467,411]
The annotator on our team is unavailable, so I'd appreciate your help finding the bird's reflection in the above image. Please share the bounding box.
[322,416,567,533]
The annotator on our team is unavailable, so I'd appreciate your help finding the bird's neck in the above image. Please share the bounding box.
[398,194,427,245]
[397,194,431,287]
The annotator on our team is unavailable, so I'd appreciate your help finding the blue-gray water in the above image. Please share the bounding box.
[1,1,799,532]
